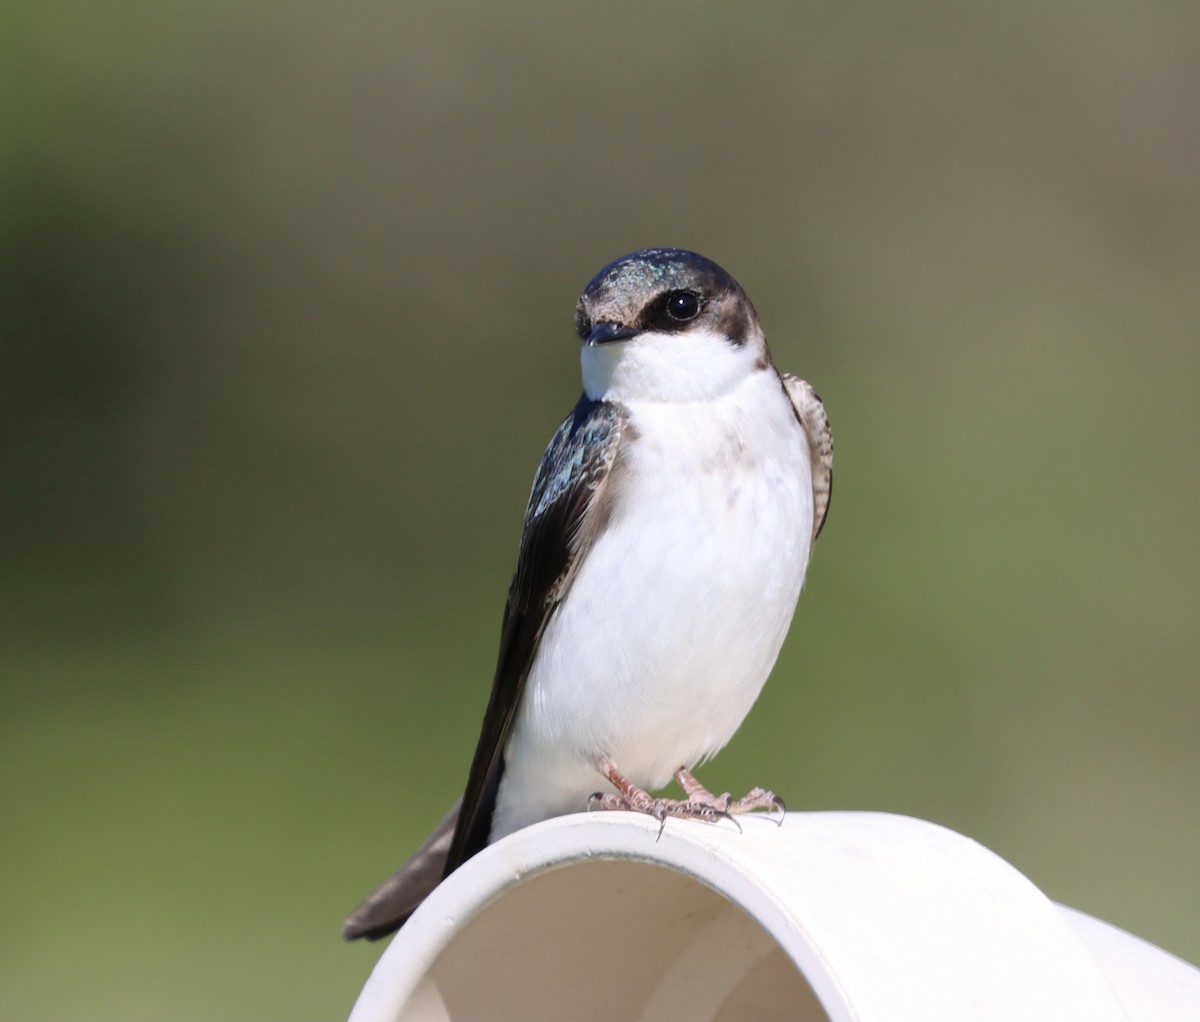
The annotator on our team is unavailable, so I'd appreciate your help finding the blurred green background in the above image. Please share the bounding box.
[3,1,1198,1018]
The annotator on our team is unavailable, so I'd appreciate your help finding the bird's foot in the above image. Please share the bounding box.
[588,758,786,838]
[587,788,738,836]
[674,766,787,824]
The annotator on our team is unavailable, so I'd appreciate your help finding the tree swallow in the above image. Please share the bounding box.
[344,248,833,940]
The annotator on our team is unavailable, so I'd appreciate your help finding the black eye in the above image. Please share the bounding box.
[665,290,700,322]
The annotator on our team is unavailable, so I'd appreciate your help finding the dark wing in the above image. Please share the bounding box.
[781,374,833,541]
[342,397,627,941]
[443,396,627,873]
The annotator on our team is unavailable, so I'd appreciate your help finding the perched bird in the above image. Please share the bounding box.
[344,248,832,941]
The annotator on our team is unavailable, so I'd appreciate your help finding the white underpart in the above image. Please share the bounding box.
[492,326,816,840]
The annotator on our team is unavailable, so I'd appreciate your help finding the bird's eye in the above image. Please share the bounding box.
[665,291,700,322]
[575,308,592,340]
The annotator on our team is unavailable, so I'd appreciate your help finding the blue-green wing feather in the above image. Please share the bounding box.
[445,396,626,872]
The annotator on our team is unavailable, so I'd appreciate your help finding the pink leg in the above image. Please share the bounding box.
[674,767,786,823]
[588,757,740,835]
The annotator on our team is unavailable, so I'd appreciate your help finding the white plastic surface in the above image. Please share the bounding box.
[347,811,1199,1022]
[1060,905,1200,1019]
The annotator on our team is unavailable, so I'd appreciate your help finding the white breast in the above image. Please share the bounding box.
[492,365,815,839]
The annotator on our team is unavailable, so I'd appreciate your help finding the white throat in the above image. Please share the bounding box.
[581,327,766,405]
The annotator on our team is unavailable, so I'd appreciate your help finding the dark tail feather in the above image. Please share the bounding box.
[343,798,461,941]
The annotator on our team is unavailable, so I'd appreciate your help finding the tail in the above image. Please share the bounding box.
[342,798,461,941]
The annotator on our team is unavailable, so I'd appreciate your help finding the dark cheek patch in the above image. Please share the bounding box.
[575,304,591,340]
[714,297,751,347]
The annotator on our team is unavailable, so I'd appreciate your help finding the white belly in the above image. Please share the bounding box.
[492,371,814,839]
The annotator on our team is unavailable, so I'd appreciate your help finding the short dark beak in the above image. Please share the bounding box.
[586,322,639,346]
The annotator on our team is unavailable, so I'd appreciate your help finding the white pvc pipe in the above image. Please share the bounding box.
[347,811,1200,1022]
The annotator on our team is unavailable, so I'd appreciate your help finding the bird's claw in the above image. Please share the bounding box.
[589,790,741,838]
[590,759,786,837]
[674,769,787,825]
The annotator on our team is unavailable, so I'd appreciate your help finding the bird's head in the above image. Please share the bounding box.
[575,248,770,403]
